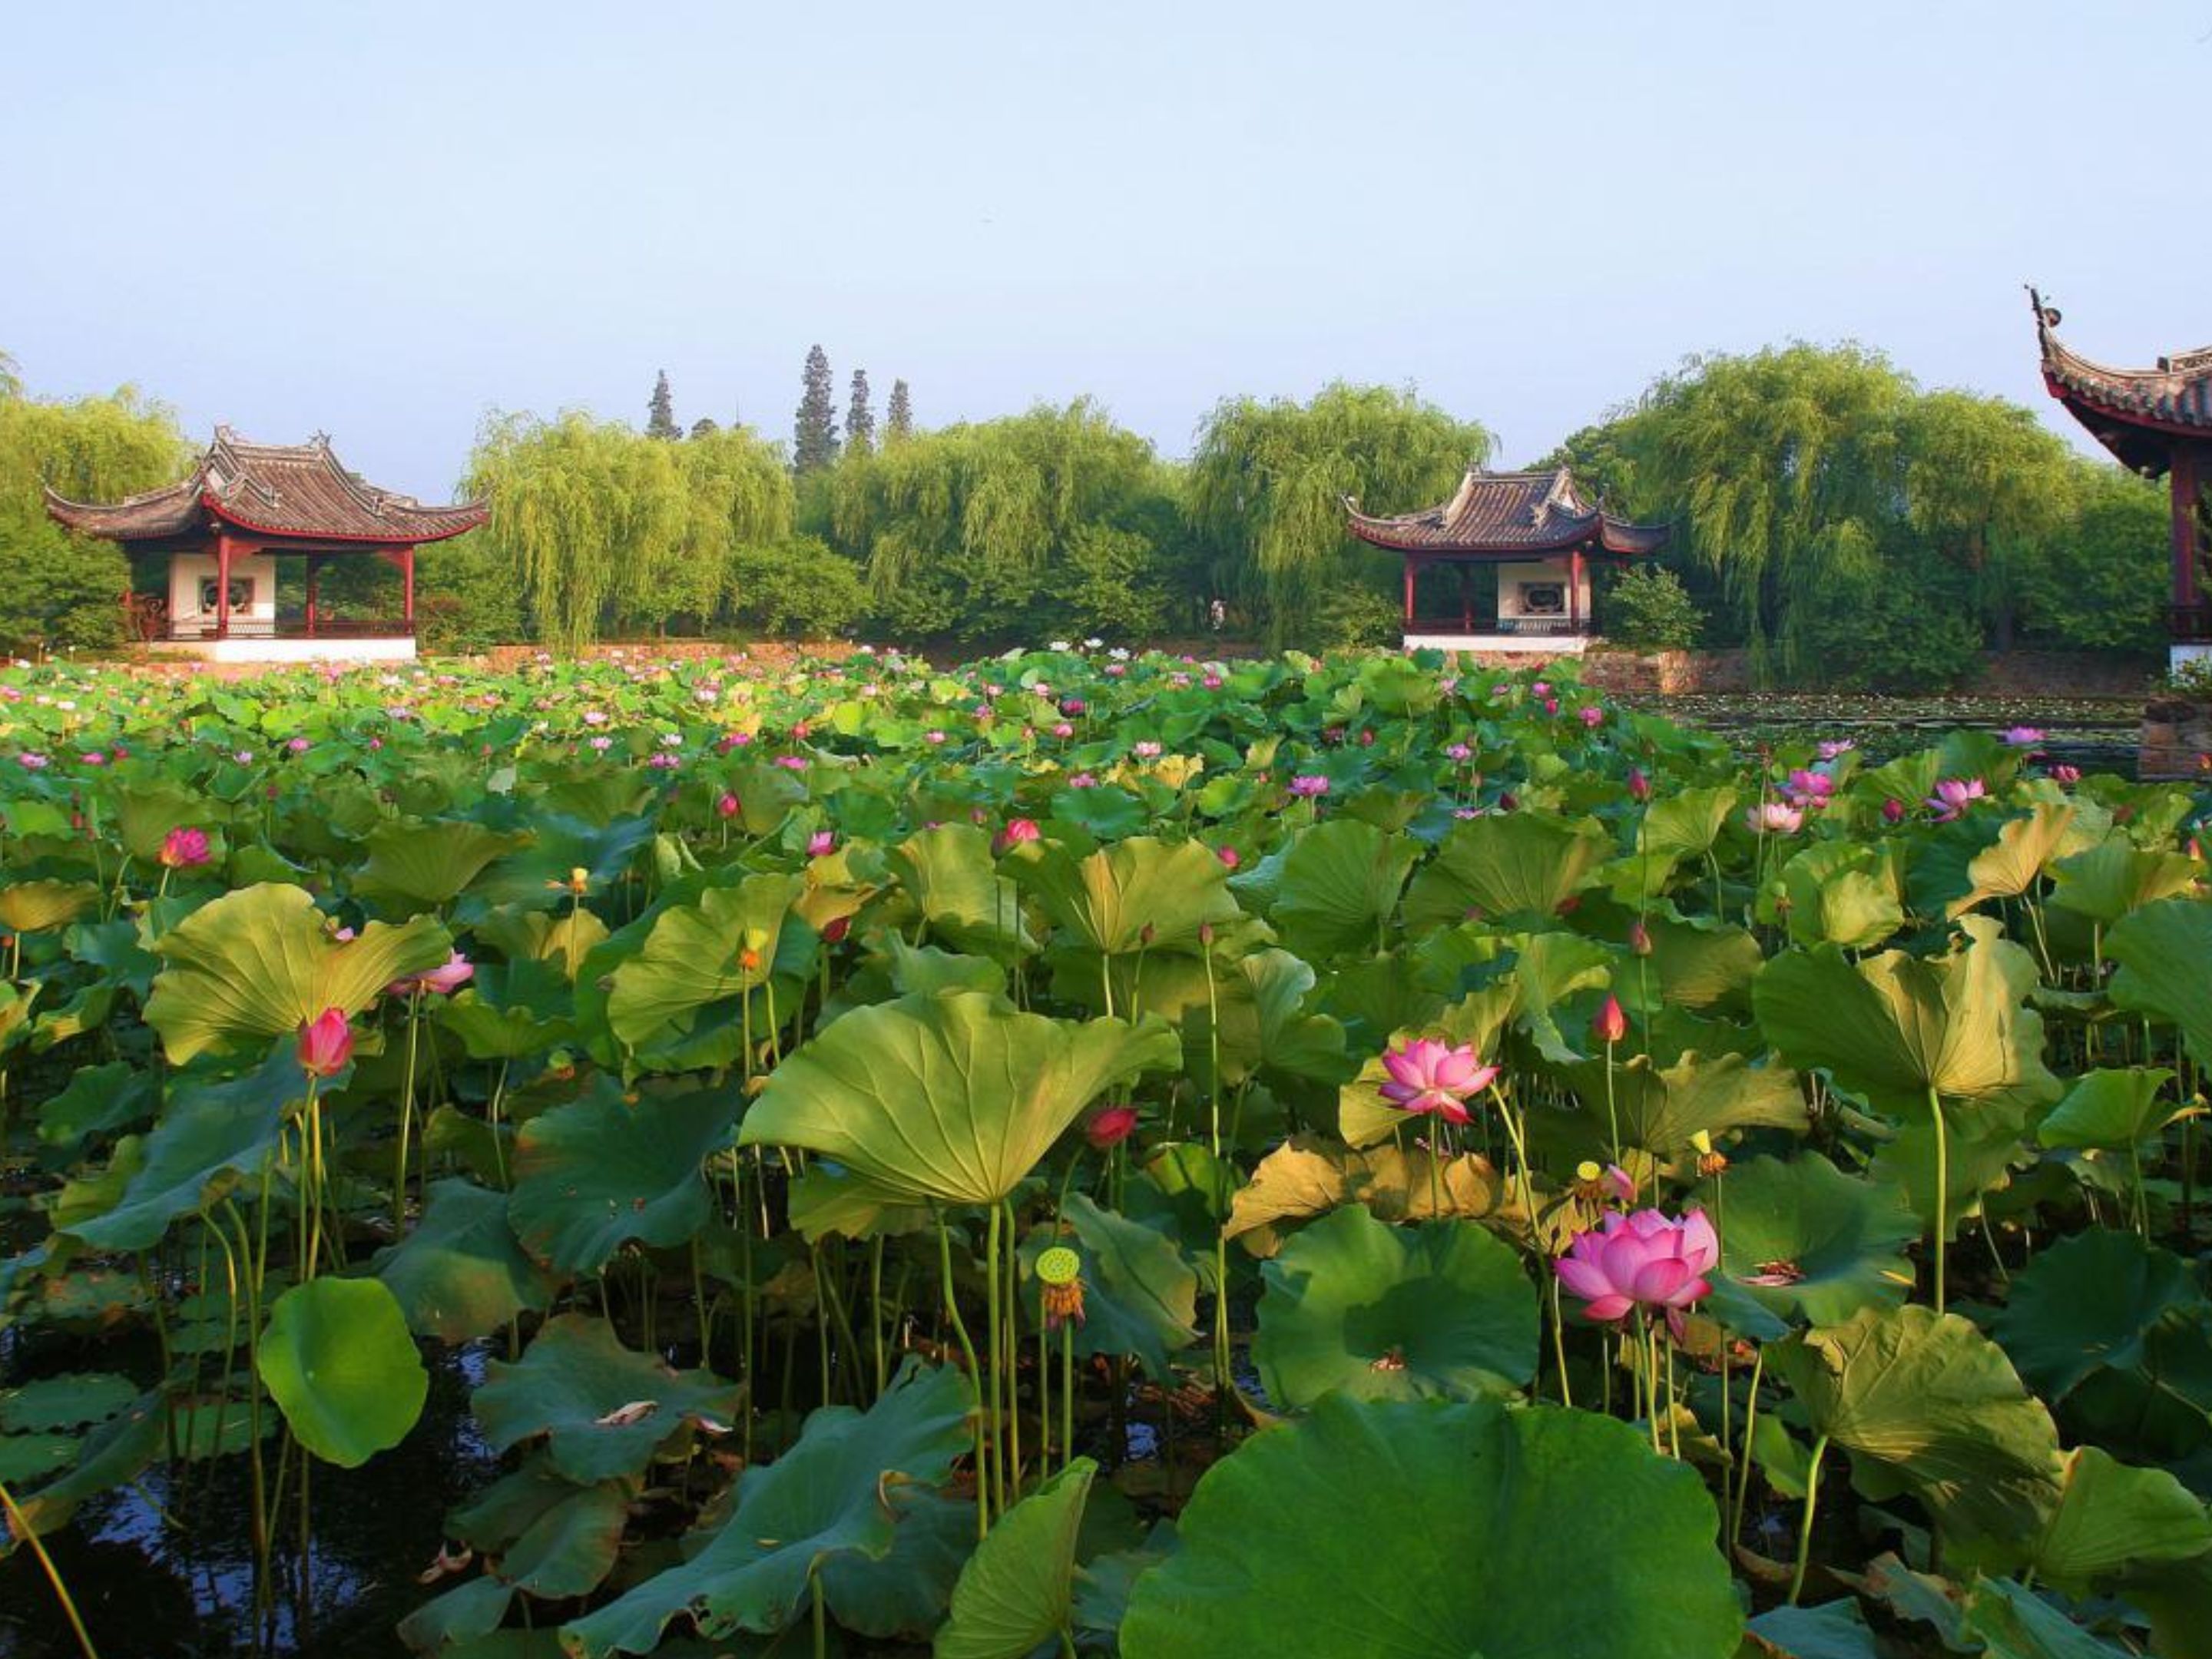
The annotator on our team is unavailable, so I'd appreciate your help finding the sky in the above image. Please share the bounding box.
[5,1,2208,502]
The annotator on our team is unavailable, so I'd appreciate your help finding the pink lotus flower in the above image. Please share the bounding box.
[807,831,836,857]
[2001,727,2045,747]
[1378,1038,1501,1126]
[2048,764,2080,786]
[1578,706,1604,729]
[159,826,211,869]
[1783,770,1833,810]
[994,818,1041,855]
[1216,845,1240,870]
[1555,1207,1720,1323]
[1132,740,1162,759]
[1926,777,1986,822]
[297,1008,354,1078]
[1288,775,1330,799]
[1084,1104,1138,1149]
[1446,743,1472,763]
[1745,802,1803,835]
[1816,739,1856,761]
[390,952,474,998]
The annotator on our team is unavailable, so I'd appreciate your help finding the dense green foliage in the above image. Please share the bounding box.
[1602,565,1704,651]
[0,649,2205,1657]
[886,376,913,444]
[844,368,874,459]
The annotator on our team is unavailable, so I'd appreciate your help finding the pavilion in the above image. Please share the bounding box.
[45,428,486,663]
[2029,290,2212,669]
[1344,465,1668,653]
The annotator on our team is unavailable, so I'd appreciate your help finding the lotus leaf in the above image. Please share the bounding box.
[2027,1445,2212,1592]
[1698,1154,1920,1330]
[1118,1393,1740,1659]
[508,1081,738,1273]
[559,1356,973,1657]
[2037,1066,2192,1152]
[1780,842,1905,949]
[2107,898,2212,1067]
[1253,1204,1537,1407]
[1225,1136,1504,1250]
[1945,804,2077,918]
[1040,1194,1199,1382]
[1989,1228,2204,1402]
[1264,818,1417,960]
[0,880,99,934]
[886,824,1034,961]
[257,1277,429,1469]
[474,1315,740,1482]
[1015,835,1240,957]
[1956,1576,2135,1659]
[739,990,1178,1206]
[355,818,531,912]
[2048,838,2201,924]
[1770,1306,2061,1567]
[1401,810,1611,930]
[144,882,452,1063]
[933,1459,1094,1659]
[604,873,808,1048]
[373,1178,555,1342]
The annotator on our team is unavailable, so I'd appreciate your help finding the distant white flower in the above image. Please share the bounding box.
[1108,647,1131,661]
[1083,637,1104,649]
[1049,640,1072,652]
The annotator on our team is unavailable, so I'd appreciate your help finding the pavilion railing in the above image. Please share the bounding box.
[2170,604,2212,643]
[1405,615,1592,637]
[167,617,416,641]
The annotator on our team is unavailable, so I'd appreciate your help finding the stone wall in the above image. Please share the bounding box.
[2140,695,2212,780]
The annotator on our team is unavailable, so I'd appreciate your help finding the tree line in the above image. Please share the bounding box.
[0,341,2171,685]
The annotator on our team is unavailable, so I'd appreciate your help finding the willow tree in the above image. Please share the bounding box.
[824,399,1182,642]
[466,412,791,651]
[1615,344,1912,675]
[1187,383,1492,647]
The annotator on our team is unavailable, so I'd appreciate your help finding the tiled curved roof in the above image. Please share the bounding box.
[2030,289,2212,472]
[47,428,485,545]
[1344,465,1667,556]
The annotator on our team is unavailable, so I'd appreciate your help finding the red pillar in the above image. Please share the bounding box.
[1568,549,1584,634]
[2174,447,2202,629]
[402,546,416,630]
[1402,556,1416,628]
[215,535,232,640]
[1459,563,1472,631]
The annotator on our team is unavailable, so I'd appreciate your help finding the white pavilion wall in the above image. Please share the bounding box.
[168,553,276,635]
[1492,558,1589,623]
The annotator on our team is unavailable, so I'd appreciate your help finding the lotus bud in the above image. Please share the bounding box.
[1628,767,1651,802]
[1881,797,1906,824]
[297,1008,353,1078]
[1592,995,1628,1045]
[567,867,591,895]
[994,818,1041,856]
[1216,845,1240,869]
[1084,1105,1139,1150]
[1627,919,1653,956]
[821,914,852,945]
[716,793,740,819]
[807,830,835,857]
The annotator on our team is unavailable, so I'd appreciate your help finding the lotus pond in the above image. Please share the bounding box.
[0,646,2209,1659]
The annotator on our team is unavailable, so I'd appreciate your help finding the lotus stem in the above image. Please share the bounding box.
[985,1200,1006,1516]
[1788,1433,1830,1605]
[393,988,422,1231]
[1732,1344,1766,1548]
[0,1476,101,1659]
[1061,1316,1075,1475]
[934,1207,988,1534]
[1926,1085,1949,1314]
[1002,1198,1022,1498]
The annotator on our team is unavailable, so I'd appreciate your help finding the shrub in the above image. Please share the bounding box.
[0,516,128,654]
[723,538,869,640]
[416,535,525,654]
[1790,562,1984,693]
[1603,565,1703,650]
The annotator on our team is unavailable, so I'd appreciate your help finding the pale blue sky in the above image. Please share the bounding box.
[5,1,2207,500]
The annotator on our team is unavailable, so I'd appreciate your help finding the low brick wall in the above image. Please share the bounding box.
[2141,695,2212,780]
[1581,650,1751,695]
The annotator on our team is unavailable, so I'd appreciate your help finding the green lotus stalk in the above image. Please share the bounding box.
[985,1201,1007,1516]
[393,987,424,1231]
[1788,1433,1831,1605]
[1731,1343,1766,1548]
[1002,1198,1023,1497]
[1485,1083,1540,1245]
[934,1207,990,1535]
[1201,935,1232,1417]
[0,1475,101,1659]
[1927,1084,1949,1314]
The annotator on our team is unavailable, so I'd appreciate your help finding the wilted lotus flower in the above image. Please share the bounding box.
[297,1008,354,1078]
[1378,1038,1501,1126]
[391,952,473,998]
[1288,774,1330,799]
[994,818,1041,855]
[1925,777,1986,823]
[1554,1208,1720,1323]
[159,826,211,869]
[1084,1105,1138,1149]
[1745,801,1803,835]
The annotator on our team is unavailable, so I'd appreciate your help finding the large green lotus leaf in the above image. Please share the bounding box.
[0,1373,139,1435]
[355,819,531,912]
[1505,929,1614,1064]
[1989,1228,2204,1403]
[2048,838,2201,926]
[1265,819,1417,961]
[935,1458,1094,1659]
[786,1164,937,1244]
[469,1469,631,1600]
[1956,1576,2135,1659]
[397,1575,515,1654]
[2027,1445,2212,1592]
[1148,947,1346,1098]
[1014,836,1240,957]
[1641,783,1741,862]
[1045,1194,1199,1383]
[2037,1067,2192,1152]
[886,823,1035,962]
[1225,1136,1505,1252]
[1555,1050,1807,1162]
[0,1431,79,1484]
[1770,1306,2061,1568]
[473,906,611,983]
[37,1059,157,1151]
[1402,810,1611,930]
[0,880,99,934]
[1753,916,2060,1119]
[2107,899,2212,1068]
[114,780,217,863]
[1945,804,2078,919]
[3,1386,167,1538]
[1744,1601,1881,1659]
[1779,843,1905,949]
[372,1179,555,1343]
[1637,912,1765,1014]
[818,1490,976,1641]
[1253,1206,1537,1409]
[2124,1552,2212,1659]
[473,1316,740,1483]
[468,812,655,912]
[144,882,452,1064]
[59,1045,308,1251]
[739,991,1179,1207]
[1868,1098,2032,1240]
[1697,1154,1919,1330]
[1118,1393,1740,1659]
[257,1277,429,1469]
[435,959,578,1061]
[605,873,807,1048]
[508,1081,739,1273]
[559,1356,974,1657]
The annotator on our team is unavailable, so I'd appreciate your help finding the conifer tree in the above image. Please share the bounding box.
[793,346,839,473]
[689,416,720,439]
[646,370,679,439]
[846,369,876,457]
[886,379,914,444]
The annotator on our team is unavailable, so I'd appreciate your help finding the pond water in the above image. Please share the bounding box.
[1617,692,2144,777]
